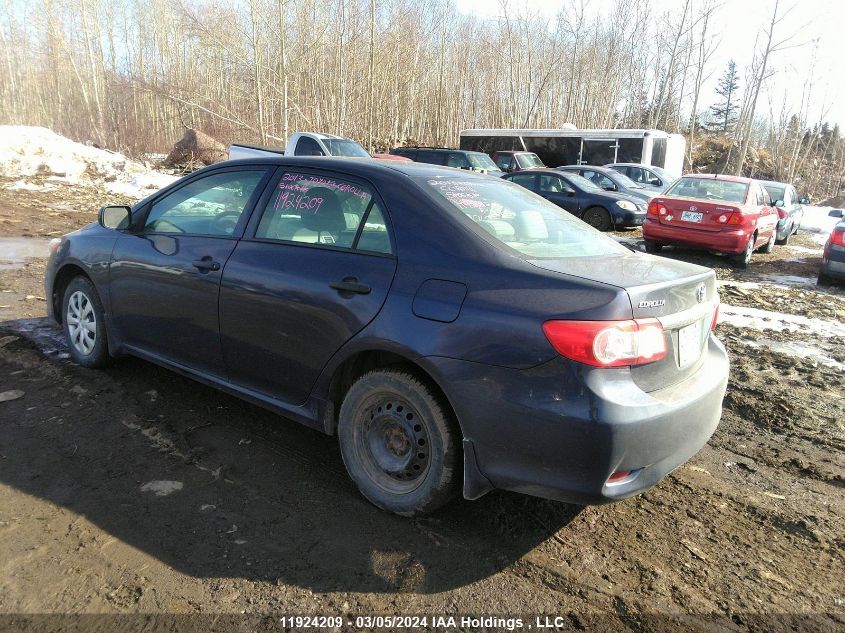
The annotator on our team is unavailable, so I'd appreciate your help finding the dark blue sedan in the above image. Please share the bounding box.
[504,168,647,230]
[45,157,728,515]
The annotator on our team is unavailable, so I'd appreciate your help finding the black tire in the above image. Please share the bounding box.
[338,369,460,516]
[644,240,663,254]
[817,272,832,287]
[775,231,789,246]
[582,206,612,232]
[732,234,755,269]
[761,229,776,253]
[61,276,111,368]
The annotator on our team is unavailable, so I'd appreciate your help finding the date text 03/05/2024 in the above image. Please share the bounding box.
[278,615,578,630]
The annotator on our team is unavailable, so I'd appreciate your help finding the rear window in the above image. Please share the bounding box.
[417,176,628,259]
[666,177,749,204]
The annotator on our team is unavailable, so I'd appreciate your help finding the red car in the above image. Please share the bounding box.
[643,174,779,268]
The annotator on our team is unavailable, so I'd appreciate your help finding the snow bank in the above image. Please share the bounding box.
[719,304,843,338]
[0,126,178,198]
[800,205,843,245]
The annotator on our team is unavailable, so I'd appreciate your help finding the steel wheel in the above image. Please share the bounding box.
[359,396,431,494]
[66,290,97,356]
[582,206,612,231]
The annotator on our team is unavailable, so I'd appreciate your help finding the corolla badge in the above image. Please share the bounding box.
[696,284,706,303]
[638,299,666,308]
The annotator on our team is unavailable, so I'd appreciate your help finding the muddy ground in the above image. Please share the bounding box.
[0,178,843,631]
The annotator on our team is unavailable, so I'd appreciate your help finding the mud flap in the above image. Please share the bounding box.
[462,438,494,500]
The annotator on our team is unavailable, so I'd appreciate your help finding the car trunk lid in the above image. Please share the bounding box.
[529,253,719,392]
[655,197,738,233]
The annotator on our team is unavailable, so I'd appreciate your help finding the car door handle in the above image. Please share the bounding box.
[192,259,220,271]
[330,277,371,295]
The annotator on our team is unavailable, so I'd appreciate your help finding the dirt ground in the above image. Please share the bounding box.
[1,178,843,631]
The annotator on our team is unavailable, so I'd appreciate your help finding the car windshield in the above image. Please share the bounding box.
[418,176,629,259]
[564,173,601,192]
[324,139,370,158]
[649,166,673,181]
[467,153,500,171]
[665,177,749,203]
[516,153,545,169]
[763,183,786,204]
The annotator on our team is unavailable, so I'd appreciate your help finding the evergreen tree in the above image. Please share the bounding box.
[708,60,740,133]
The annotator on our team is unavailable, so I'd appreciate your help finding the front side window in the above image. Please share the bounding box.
[582,170,616,190]
[144,170,267,236]
[538,174,564,193]
[563,173,601,192]
[420,176,629,259]
[255,172,391,253]
[666,177,749,203]
[626,166,648,184]
[447,153,471,169]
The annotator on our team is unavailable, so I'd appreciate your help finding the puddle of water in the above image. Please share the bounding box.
[0,237,51,270]
[757,273,818,288]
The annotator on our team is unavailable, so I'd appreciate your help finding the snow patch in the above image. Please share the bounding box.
[719,304,843,338]
[800,205,842,245]
[0,126,178,199]
[140,480,183,496]
[744,339,845,372]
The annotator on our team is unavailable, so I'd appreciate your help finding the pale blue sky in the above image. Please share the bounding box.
[456,0,845,129]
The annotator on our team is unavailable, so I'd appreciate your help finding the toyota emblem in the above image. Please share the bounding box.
[696,284,706,303]
[689,205,698,211]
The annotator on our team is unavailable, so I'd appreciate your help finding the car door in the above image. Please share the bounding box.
[108,167,272,377]
[218,169,397,405]
[537,173,580,215]
[754,183,778,244]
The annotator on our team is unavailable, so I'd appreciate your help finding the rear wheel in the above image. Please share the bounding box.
[644,240,663,254]
[775,230,790,246]
[582,206,612,232]
[761,229,776,253]
[338,369,460,516]
[817,272,832,287]
[62,276,111,368]
[732,234,755,269]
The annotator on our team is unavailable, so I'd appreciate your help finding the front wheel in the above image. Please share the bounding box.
[62,276,111,368]
[581,206,612,232]
[338,369,460,516]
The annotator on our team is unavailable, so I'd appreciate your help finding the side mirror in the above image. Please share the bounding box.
[774,199,784,208]
[99,205,131,230]
[563,187,576,195]
[650,178,661,186]
[829,209,844,218]
[603,185,617,192]
[799,196,810,204]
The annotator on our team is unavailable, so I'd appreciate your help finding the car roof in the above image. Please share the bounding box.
[559,164,614,172]
[680,173,754,184]
[216,156,499,180]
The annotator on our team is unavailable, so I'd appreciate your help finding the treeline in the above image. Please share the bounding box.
[0,0,843,198]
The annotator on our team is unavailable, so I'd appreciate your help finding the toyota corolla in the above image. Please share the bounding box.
[45,157,728,516]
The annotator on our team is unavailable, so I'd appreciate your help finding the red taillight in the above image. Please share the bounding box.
[726,212,744,225]
[711,302,720,331]
[777,208,788,220]
[647,201,667,218]
[830,229,845,247]
[542,319,666,367]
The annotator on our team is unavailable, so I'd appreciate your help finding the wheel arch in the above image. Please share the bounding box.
[51,262,93,324]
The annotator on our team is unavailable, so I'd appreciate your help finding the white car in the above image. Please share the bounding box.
[229,132,371,160]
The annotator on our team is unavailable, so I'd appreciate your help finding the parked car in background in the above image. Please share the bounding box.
[818,216,845,285]
[504,168,646,230]
[389,147,504,176]
[761,180,805,245]
[606,163,674,192]
[46,157,727,515]
[557,165,656,204]
[228,132,372,160]
[371,153,412,161]
[643,175,779,268]
[491,151,545,173]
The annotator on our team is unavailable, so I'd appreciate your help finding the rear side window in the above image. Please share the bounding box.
[416,150,447,165]
[538,174,564,193]
[255,172,391,254]
[509,173,536,189]
[418,175,628,259]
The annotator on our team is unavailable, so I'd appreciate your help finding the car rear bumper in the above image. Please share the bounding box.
[430,335,729,505]
[821,244,845,278]
[643,219,748,253]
